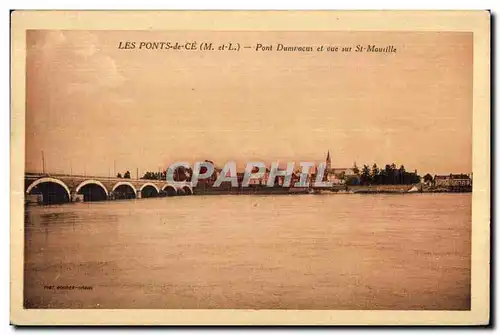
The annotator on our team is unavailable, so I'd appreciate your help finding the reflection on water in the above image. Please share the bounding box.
[24,193,471,310]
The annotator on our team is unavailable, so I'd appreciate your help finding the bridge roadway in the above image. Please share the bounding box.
[25,173,193,204]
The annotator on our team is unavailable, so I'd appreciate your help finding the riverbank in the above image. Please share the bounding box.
[347,185,415,194]
[193,184,472,195]
[333,184,471,194]
[193,186,308,196]
[25,183,471,206]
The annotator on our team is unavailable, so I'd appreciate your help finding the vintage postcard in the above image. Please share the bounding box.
[10,11,490,325]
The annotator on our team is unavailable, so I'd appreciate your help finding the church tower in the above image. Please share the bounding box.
[326,150,331,171]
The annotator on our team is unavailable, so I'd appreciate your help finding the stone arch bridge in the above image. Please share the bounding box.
[25,173,193,205]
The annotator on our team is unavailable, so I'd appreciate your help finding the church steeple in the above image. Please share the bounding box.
[326,150,331,171]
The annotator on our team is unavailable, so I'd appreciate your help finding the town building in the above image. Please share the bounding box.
[434,174,472,187]
[330,168,357,179]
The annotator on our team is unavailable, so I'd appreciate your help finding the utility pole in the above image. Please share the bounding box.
[136,168,138,180]
[113,160,116,177]
[41,150,45,174]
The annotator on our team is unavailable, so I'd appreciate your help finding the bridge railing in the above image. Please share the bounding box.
[25,172,193,186]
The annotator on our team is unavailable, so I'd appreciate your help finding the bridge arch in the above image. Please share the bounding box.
[139,183,160,193]
[162,184,177,196]
[112,181,137,199]
[112,181,137,193]
[26,177,71,197]
[26,177,71,204]
[75,179,109,202]
[139,183,160,198]
[75,180,109,196]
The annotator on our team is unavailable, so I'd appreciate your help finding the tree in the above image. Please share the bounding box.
[141,171,153,179]
[124,170,131,179]
[399,165,406,184]
[423,173,433,183]
[384,164,392,175]
[371,163,380,184]
[384,164,393,184]
[360,165,372,185]
[352,162,360,175]
[412,173,421,184]
[116,173,122,178]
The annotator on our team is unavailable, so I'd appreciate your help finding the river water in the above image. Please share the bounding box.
[24,193,471,310]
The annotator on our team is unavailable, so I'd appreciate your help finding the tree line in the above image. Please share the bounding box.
[116,171,131,179]
[141,166,193,181]
[348,163,421,186]
[115,169,191,181]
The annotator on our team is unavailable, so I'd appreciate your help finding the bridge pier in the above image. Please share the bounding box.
[136,190,142,199]
[71,193,84,203]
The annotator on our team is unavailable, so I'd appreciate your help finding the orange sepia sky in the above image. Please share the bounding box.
[25,30,472,177]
